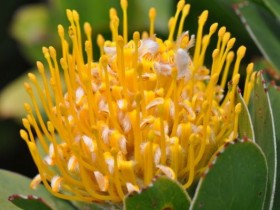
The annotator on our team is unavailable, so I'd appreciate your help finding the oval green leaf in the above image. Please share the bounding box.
[249,73,277,210]
[124,176,191,210]
[190,139,268,210]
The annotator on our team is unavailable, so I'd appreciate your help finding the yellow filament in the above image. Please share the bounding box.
[136,63,147,116]
[233,103,242,139]
[101,56,121,131]
[72,10,84,65]
[36,61,54,108]
[49,47,64,101]
[158,104,166,164]
[119,161,137,185]
[27,73,50,118]
[210,49,220,77]
[168,0,185,41]
[67,10,84,75]
[170,137,180,178]
[144,132,155,186]
[171,70,179,137]
[177,4,190,38]
[120,0,128,43]
[79,164,120,202]
[57,25,67,60]
[30,142,90,201]
[117,36,125,85]
[48,123,84,188]
[244,63,254,104]
[112,15,119,42]
[222,74,240,109]
[81,73,96,127]
[84,22,93,63]
[23,85,50,149]
[198,23,218,67]
[25,141,63,199]
[133,31,140,69]
[194,133,206,166]
[217,37,235,75]
[232,46,246,77]
[221,51,235,89]
[217,26,226,50]
[149,8,156,37]
[193,10,208,71]
[183,141,195,188]
[112,149,125,199]
[97,34,105,55]
[130,108,141,163]
[217,32,230,64]
[30,174,42,189]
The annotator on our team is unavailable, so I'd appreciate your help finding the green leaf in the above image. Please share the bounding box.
[0,69,42,119]
[265,0,280,19]
[249,73,277,210]
[261,0,280,20]
[71,201,122,210]
[234,1,280,72]
[268,86,280,210]
[124,176,191,210]
[10,4,56,63]
[190,139,268,210]
[0,169,76,210]
[8,194,53,210]
[0,68,65,120]
[236,90,255,141]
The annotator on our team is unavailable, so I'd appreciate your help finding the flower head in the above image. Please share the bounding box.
[20,0,255,203]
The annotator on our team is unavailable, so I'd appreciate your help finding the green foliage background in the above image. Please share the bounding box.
[1,0,280,209]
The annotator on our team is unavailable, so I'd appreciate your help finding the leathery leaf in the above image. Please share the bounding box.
[124,176,191,210]
[190,139,268,210]
[249,73,277,210]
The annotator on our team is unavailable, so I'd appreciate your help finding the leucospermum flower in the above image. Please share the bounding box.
[20,0,255,203]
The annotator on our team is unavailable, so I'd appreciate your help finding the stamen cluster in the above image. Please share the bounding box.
[20,0,255,203]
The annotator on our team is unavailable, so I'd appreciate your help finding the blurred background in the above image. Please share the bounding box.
[1,0,278,178]
[0,0,45,177]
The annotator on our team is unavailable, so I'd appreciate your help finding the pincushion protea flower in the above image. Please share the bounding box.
[20,0,255,204]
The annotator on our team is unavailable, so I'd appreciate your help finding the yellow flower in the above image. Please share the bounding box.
[20,0,255,203]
